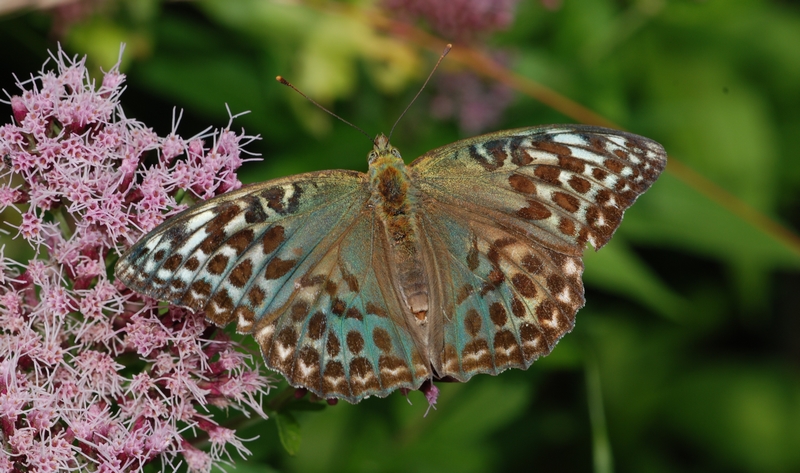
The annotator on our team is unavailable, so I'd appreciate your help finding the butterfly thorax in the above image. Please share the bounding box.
[368,134,430,323]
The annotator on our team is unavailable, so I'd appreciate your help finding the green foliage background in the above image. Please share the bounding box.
[2,0,799,471]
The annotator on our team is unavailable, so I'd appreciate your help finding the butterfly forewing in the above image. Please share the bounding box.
[410,125,667,253]
[410,125,666,379]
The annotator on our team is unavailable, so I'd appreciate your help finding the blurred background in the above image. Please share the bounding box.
[1,0,799,472]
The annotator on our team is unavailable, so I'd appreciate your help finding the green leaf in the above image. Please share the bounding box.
[275,411,302,456]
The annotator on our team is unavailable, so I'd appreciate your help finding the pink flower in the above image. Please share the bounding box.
[383,0,520,41]
[431,67,516,134]
[0,45,271,472]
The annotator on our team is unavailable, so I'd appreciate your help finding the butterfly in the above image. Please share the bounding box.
[115,125,667,403]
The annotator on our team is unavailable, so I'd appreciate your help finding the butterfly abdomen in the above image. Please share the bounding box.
[369,149,430,322]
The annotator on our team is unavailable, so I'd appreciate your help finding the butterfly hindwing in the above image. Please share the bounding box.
[116,170,430,402]
[417,198,585,380]
[254,209,431,402]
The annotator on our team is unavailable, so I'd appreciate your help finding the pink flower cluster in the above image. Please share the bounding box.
[383,0,520,41]
[430,68,515,135]
[0,47,271,472]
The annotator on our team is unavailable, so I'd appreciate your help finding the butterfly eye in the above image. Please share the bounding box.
[391,149,401,158]
[368,151,377,162]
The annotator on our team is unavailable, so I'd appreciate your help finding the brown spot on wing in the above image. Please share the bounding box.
[308,312,326,340]
[324,279,338,297]
[521,254,544,274]
[604,158,625,173]
[291,301,310,322]
[457,284,474,305]
[511,297,526,318]
[227,229,255,255]
[264,257,295,280]
[510,139,532,165]
[207,205,240,234]
[341,266,359,292]
[326,332,341,357]
[185,256,200,271]
[346,307,363,321]
[199,230,226,254]
[262,226,285,255]
[489,302,508,327]
[558,155,586,174]
[512,273,537,299]
[518,200,551,220]
[189,280,211,298]
[467,243,480,271]
[248,286,265,306]
[553,192,580,212]
[559,217,576,236]
[373,328,392,352]
[163,254,183,271]
[536,140,572,156]
[546,274,566,297]
[207,254,229,276]
[464,309,482,337]
[568,176,591,194]
[366,302,388,318]
[346,331,365,354]
[509,174,537,194]
[331,299,346,316]
[229,259,253,288]
[535,166,562,185]
[593,167,608,181]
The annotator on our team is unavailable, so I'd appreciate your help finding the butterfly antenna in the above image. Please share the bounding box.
[388,43,452,142]
[276,76,373,143]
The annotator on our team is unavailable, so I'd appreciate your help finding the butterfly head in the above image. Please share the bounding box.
[368,134,403,168]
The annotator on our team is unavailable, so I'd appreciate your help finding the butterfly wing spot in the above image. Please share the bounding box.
[567,176,591,194]
[508,174,537,194]
[346,331,365,355]
[517,200,552,220]
[558,217,577,236]
[489,302,508,327]
[534,166,562,186]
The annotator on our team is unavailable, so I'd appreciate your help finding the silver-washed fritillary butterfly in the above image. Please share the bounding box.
[115,125,667,403]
